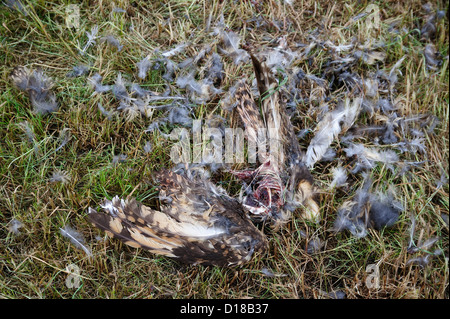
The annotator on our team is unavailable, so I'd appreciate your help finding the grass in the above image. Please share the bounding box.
[0,0,448,299]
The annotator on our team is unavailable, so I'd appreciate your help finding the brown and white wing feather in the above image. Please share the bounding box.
[89,172,267,266]
[233,80,268,162]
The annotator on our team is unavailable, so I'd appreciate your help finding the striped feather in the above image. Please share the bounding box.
[89,171,267,266]
[234,80,267,160]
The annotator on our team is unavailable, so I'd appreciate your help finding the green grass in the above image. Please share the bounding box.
[0,0,448,299]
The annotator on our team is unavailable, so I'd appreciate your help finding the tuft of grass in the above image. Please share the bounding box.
[0,0,448,299]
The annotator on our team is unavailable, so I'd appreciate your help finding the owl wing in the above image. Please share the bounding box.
[89,172,267,266]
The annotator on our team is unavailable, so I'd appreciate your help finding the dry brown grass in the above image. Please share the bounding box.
[0,0,448,299]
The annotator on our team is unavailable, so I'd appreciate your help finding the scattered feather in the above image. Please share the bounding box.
[419,5,445,40]
[363,78,379,98]
[17,121,35,144]
[80,25,99,55]
[406,249,442,268]
[441,213,448,227]
[354,50,386,65]
[306,236,324,254]
[161,42,187,58]
[178,57,194,69]
[143,141,152,154]
[260,268,288,277]
[166,105,193,127]
[67,64,90,78]
[4,0,27,15]
[329,166,348,189]
[192,45,212,64]
[145,121,160,133]
[350,12,368,22]
[265,47,298,71]
[10,66,59,114]
[130,83,150,97]
[418,237,440,252]
[393,138,426,155]
[112,7,126,13]
[344,143,399,172]
[320,148,337,162]
[152,57,177,82]
[388,56,406,81]
[332,177,401,238]
[406,255,431,268]
[17,121,40,155]
[8,218,24,235]
[368,191,402,230]
[436,171,448,189]
[112,72,130,101]
[324,40,354,52]
[97,102,113,120]
[221,81,241,111]
[55,128,71,152]
[161,58,177,82]
[112,154,127,164]
[331,178,372,238]
[407,213,417,252]
[176,71,221,103]
[217,29,249,65]
[376,98,396,114]
[303,97,362,168]
[100,35,123,52]
[49,170,71,184]
[88,73,111,93]
[318,289,346,299]
[59,226,92,258]
[206,53,224,85]
[409,234,440,254]
[136,57,152,79]
[176,70,202,94]
[423,43,442,71]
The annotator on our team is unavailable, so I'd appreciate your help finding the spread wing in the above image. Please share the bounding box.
[88,171,267,266]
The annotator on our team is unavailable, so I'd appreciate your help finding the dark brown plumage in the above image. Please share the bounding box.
[232,53,319,227]
[88,170,267,266]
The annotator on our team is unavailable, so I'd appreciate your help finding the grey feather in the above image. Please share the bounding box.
[97,102,113,120]
[161,42,187,58]
[67,64,90,78]
[88,73,111,93]
[136,57,152,79]
[8,218,24,235]
[60,226,92,257]
[49,170,71,184]
[80,25,99,55]
[10,66,59,114]
[100,35,123,52]
[304,97,362,168]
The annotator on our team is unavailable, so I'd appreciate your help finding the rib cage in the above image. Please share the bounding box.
[232,53,320,226]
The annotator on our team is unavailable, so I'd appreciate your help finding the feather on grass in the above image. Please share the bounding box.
[304,97,362,168]
[59,226,92,258]
[10,66,59,114]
